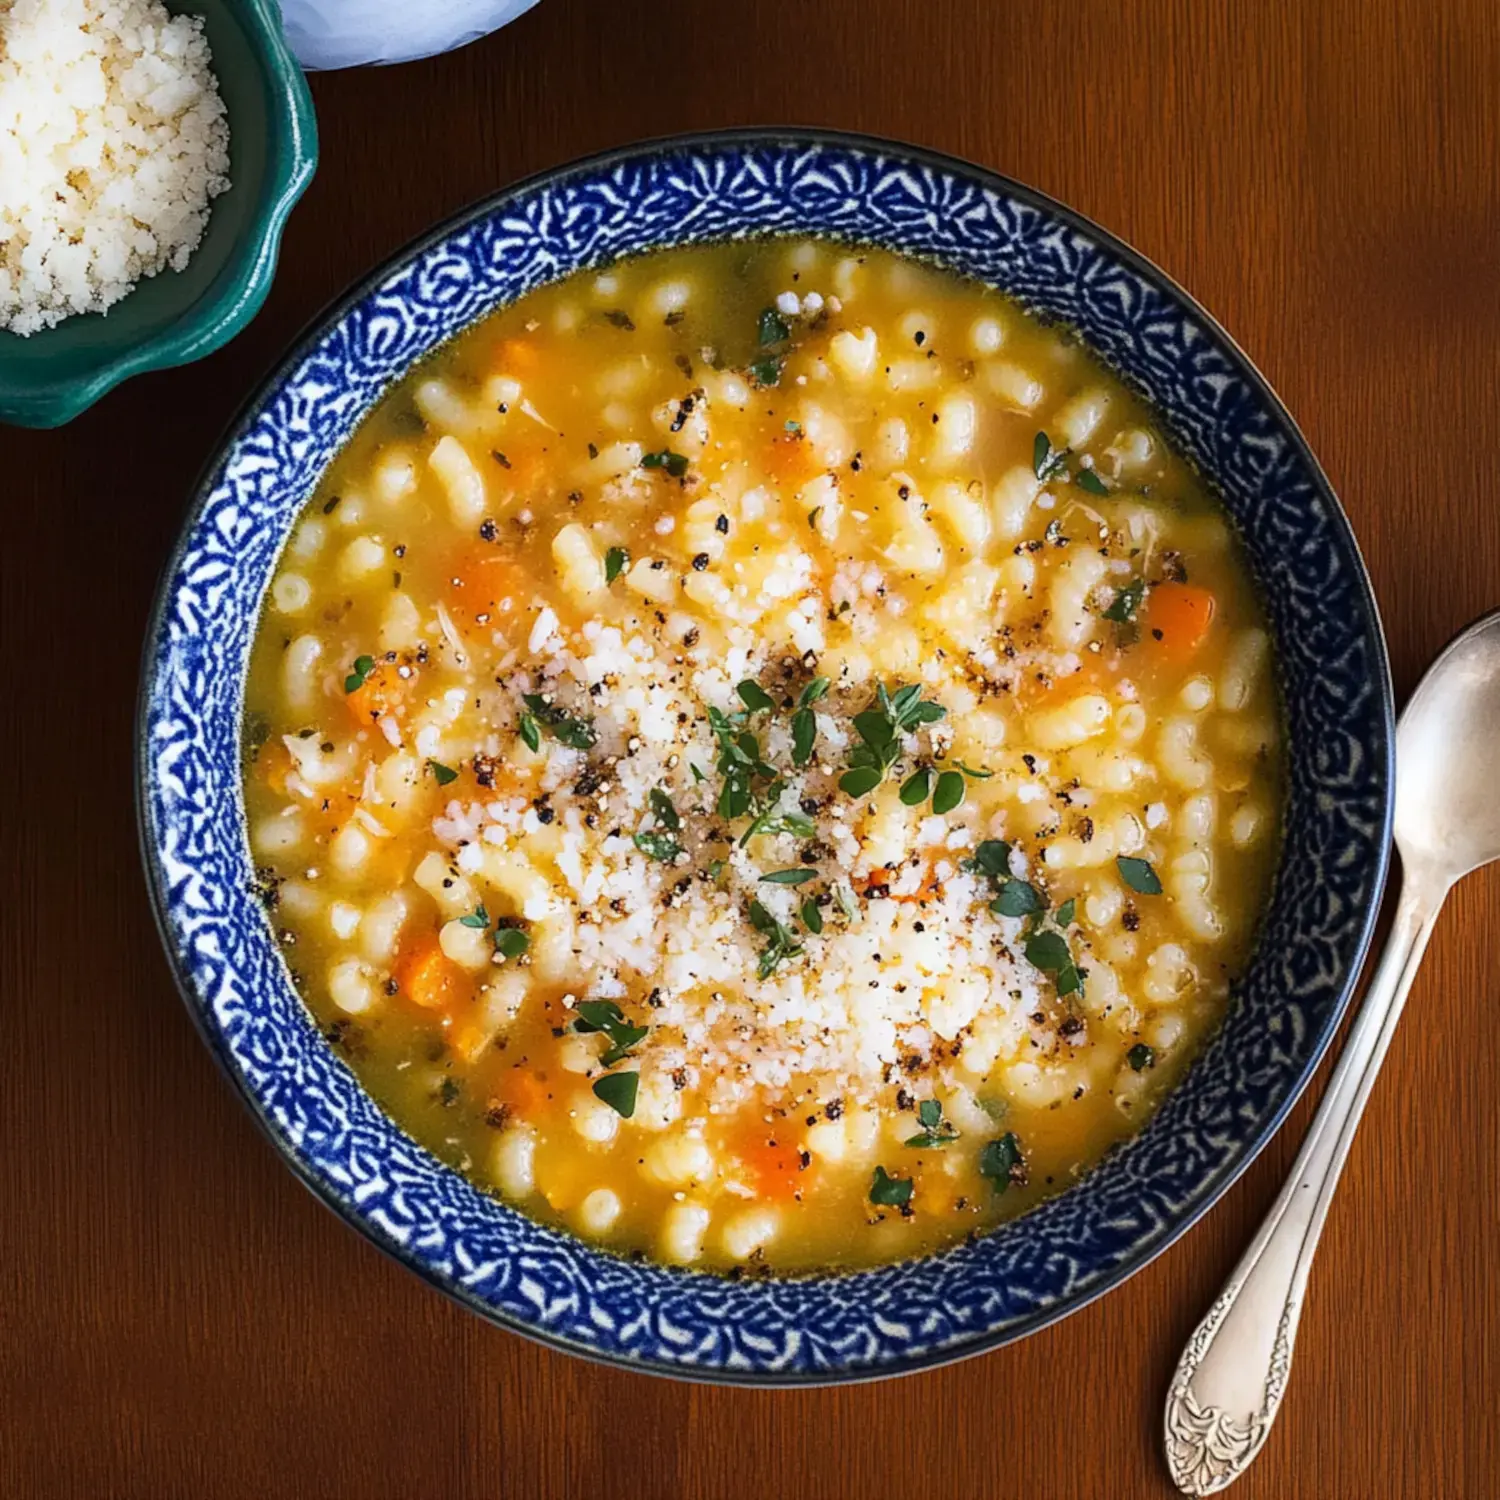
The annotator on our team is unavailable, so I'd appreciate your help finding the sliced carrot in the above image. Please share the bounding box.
[396,941,466,1013]
[729,1117,806,1202]
[496,1066,552,1122]
[1144,582,1216,661]
[345,661,417,730]
[444,548,532,629]
[253,739,295,795]
[762,432,823,489]
[495,337,541,374]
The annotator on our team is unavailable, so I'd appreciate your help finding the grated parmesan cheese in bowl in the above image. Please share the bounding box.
[0,0,230,336]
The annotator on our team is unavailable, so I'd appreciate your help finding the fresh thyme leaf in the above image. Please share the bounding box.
[899,767,932,805]
[494,928,529,960]
[798,676,830,708]
[1032,430,1070,482]
[800,898,823,934]
[649,786,680,832]
[428,760,459,786]
[932,770,965,814]
[1102,578,1146,623]
[1055,963,1083,998]
[749,355,782,388]
[979,1132,1027,1193]
[904,700,947,726]
[1075,467,1110,495]
[604,546,629,583]
[869,1165,913,1207]
[974,840,1013,878]
[521,692,597,750]
[1023,929,1072,973]
[1116,855,1163,894]
[952,761,993,779]
[834,883,858,920]
[601,1024,649,1067]
[1055,897,1076,928]
[991,880,1044,918]
[839,766,884,798]
[690,762,706,783]
[640,449,689,479]
[736,679,775,712]
[634,830,683,862]
[1127,1042,1156,1072]
[792,707,816,766]
[459,904,490,929]
[748,898,802,977]
[852,709,896,751]
[519,712,541,753]
[903,1099,960,1149]
[592,1071,638,1118]
[573,999,625,1033]
[758,306,791,346]
[760,867,817,886]
[784,419,802,434]
[344,655,375,693]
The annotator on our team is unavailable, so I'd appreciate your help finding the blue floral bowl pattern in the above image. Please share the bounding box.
[138,131,1392,1383]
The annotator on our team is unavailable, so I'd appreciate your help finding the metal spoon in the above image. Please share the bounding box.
[1164,608,1500,1495]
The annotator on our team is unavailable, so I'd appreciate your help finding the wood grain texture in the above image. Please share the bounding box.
[3,1,1497,1495]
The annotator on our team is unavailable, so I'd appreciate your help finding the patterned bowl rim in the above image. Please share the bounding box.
[137,128,1394,1385]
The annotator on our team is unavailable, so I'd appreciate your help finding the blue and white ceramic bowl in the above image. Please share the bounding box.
[138,131,1393,1383]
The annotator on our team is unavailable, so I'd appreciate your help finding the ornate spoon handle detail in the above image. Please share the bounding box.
[1163,872,1446,1494]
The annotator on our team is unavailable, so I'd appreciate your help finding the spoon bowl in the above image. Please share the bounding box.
[1395,610,1500,879]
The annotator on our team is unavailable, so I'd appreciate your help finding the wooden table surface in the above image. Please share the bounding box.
[5,2,1498,1495]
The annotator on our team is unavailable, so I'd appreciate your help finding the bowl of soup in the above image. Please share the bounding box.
[138,131,1392,1380]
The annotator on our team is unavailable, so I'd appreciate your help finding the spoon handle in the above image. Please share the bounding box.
[1163,873,1445,1494]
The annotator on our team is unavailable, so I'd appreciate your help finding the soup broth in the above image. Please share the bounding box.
[243,239,1282,1273]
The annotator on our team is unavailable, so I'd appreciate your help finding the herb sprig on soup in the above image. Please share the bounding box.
[244,240,1281,1272]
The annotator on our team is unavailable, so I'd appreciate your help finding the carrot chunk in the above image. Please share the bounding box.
[1145,583,1216,660]
[396,942,465,1012]
[730,1119,806,1201]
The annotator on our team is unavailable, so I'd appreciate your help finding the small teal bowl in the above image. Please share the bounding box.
[0,0,316,428]
[138,132,1393,1383]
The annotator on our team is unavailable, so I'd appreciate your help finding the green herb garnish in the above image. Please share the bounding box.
[758,306,791,345]
[1032,430,1070,482]
[634,830,684,862]
[749,356,783,388]
[869,1165,913,1207]
[748,898,803,978]
[494,928,530,960]
[1055,897,1076,928]
[521,692,597,751]
[978,1132,1027,1193]
[736,679,775,713]
[899,767,932,805]
[1075,467,1110,496]
[991,880,1044,918]
[592,1071,639,1118]
[649,786,680,832]
[344,654,375,693]
[574,1000,649,1067]
[641,449,689,479]
[459,904,490,930]
[1116,855,1163,895]
[605,545,629,583]
[931,769,965,814]
[839,682,946,798]
[973,840,1013,878]
[428,760,459,786]
[1127,1042,1156,1072]
[760,867,817,886]
[800,899,823,934]
[519,713,541,752]
[1102,578,1146,623]
[904,1098,959,1149]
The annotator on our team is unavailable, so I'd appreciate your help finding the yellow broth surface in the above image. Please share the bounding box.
[243,240,1282,1273]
